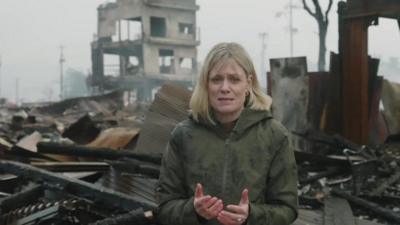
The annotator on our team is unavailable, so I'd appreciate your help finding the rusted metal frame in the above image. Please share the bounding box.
[331,189,400,224]
[88,209,151,225]
[0,160,156,212]
[0,184,44,214]
[37,142,162,165]
[31,162,110,173]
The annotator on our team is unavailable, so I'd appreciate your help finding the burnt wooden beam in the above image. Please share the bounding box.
[299,167,345,185]
[341,16,369,145]
[294,151,351,167]
[31,162,110,172]
[0,160,156,211]
[89,209,152,225]
[37,142,162,165]
[109,160,160,179]
[0,184,43,214]
[346,0,400,19]
[331,188,400,224]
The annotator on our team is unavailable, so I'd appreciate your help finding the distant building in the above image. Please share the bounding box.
[90,0,200,101]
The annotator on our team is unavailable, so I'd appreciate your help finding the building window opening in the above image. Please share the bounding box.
[127,56,141,75]
[179,23,194,35]
[103,54,120,77]
[179,57,193,69]
[151,17,166,37]
[159,49,174,74]
[112,18,142,42]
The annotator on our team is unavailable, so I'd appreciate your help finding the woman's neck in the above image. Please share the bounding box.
[220,120,236,134]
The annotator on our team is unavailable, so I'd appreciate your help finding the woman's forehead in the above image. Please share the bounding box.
[209,58,244,74]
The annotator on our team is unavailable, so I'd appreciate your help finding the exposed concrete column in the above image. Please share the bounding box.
[341,17,369,144]
[91,43,104,91]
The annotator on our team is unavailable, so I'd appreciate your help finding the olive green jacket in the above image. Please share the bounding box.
[157,108,298,225]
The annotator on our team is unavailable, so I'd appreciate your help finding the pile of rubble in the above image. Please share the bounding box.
[0,82,400,225]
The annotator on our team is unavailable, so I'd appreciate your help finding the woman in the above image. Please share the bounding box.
[157,42,298,225]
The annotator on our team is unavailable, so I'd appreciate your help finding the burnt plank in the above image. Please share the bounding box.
[37,142,161,165]
[31,162,110,172]
[0,160,156,211]
[332,189,400,224]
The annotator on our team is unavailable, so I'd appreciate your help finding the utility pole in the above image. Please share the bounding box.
[0,55,2,97]
[59,45,65,100]
[259,32,268,81]
[15,78,19,106]
[289,0,294,56]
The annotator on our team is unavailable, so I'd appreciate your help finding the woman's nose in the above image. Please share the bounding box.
[220,80,230,91]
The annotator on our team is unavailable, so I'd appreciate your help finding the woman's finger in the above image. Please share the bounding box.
[203,197,218,208]
[194,195,211,207]
[226,204,246,214]
[195,183,204,198]
[239,189,249,205]
[208,199,224,216]
[217,211,232,225]
[219,209,241,219]
[219,210,246,225]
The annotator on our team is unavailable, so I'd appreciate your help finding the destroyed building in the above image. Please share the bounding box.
[90,0,200,101]
[1,0,400,225]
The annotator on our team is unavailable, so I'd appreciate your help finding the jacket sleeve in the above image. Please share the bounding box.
[156,128,204,225]
[247,135,298,225]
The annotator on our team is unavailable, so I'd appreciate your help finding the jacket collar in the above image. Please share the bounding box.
[190,108,273,138]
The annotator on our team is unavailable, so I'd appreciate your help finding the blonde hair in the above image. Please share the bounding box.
[190,42,272,123]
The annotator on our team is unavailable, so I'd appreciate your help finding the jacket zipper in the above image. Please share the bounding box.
[221,138,230,198]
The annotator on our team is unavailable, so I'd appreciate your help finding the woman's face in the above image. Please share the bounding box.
[208,58,252,122]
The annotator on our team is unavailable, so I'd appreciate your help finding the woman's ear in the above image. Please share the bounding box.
[247,74,253,85]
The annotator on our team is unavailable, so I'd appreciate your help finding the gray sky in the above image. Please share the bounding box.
[0,0,399,102]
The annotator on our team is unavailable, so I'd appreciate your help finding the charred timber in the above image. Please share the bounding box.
[108,159,160,179]
[31,162,110,172]
[37,142,162,165]
[299,167,345,185]
[0,160,156,211]
[331,188,400,224]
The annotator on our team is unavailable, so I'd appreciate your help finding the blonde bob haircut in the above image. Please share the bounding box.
[190,42,272,124]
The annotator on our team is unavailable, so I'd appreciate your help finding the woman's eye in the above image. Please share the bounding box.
[230,77,241,82]
[210,77,223,83]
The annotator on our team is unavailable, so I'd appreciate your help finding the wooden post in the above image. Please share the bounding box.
[341,18,369,144]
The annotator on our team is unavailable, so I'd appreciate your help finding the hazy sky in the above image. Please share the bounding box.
[0,0,398,102]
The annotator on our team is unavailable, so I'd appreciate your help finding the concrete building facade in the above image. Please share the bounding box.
[90,0,199,101]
